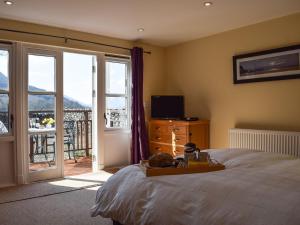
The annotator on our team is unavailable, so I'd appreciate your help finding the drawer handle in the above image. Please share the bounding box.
[155,137,161,140]
[175,138,180,141]
[174,128,180,131]
[155,127,160,130]
[155,147,161,150]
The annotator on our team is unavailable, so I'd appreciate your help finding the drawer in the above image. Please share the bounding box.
[150,143,172,155]
[150,134,172,143]
[150,124,169,135]
[150,143,184,157]
[173,135,187,146]
[170,126,187,135]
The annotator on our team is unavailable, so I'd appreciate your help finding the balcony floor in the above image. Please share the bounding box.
[64,157,92,176]
[29,157,93,176]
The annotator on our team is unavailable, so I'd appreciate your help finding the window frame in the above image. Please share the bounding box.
[27,51,57,131]
[104,57,131,131]
[0,43,13,137]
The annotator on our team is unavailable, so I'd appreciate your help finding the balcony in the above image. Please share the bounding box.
[0,107,127,176]
[29,109,93,175]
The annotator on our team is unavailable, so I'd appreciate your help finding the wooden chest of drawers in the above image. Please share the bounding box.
[149,119,209,157]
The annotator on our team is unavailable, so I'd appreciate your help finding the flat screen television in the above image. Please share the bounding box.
[151,95,184,119]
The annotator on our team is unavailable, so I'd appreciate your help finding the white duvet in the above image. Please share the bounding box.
[91,149,300,225]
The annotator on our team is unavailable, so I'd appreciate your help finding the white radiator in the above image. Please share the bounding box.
[229,128,300,157]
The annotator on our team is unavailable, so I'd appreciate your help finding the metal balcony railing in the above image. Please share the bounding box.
[28,109,92,163]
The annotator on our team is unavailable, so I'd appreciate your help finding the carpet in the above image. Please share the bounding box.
[0,186,112,225]
[0,171,112,204]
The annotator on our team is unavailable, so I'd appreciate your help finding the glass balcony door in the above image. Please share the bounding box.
[24,47,63,182]
[0,43,16,186]
[0,44,13,137]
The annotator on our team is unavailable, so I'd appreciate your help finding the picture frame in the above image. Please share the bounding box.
[233,44,300,84]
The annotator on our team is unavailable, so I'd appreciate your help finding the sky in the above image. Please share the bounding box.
[106,61,126,94]
[28,54,55,92]
[0,50,9,79]
[63,52,93,106]
[28,53,93,106]
[0,50,126,108]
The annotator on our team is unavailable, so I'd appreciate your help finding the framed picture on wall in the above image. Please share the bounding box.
[233,44,300,84]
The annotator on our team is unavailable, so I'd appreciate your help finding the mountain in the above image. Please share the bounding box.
[0,72,87,111]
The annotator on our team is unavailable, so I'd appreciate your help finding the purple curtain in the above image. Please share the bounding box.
[131,47,149,164]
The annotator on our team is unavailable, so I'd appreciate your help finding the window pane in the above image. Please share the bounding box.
[28,94,55,129]
[28,54,55,92]
[29,133,56,171]
[0,50,9,91]
[0,94,9,134]
[63,52,94,109]
[105,97,128,128]
[106,61,126,94]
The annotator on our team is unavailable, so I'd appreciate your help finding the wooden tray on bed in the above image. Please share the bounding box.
[139,160,225,177]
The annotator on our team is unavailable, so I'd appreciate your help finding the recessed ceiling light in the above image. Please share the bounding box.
[137,28,144,32]
[4,0,13,5]
[204,1,213,7]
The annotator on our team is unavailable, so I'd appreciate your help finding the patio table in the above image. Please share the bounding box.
[29,128,56,163]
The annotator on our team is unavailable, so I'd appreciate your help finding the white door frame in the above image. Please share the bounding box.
[0,42,15,139]
[96,53,105,170]
[0,42,16,187]
[22,44,64,182]
[15,42,26,184]
[62,49,105,171]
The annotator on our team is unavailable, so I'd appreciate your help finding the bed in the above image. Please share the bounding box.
[91,129,300,225]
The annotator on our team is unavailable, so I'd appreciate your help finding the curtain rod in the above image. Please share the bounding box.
[105,53,130,59]
[0,28,151,54]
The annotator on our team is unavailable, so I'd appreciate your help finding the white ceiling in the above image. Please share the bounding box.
[0,0,300,47]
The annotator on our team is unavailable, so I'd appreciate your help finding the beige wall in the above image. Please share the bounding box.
[0,18,166,98]
[0,18,131,55]
[134,42,167,119]
[165,13,300,148]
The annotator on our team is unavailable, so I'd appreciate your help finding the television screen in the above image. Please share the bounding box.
[151,95,184,119]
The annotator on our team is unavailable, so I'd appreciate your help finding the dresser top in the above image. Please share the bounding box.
[149,119,209,125]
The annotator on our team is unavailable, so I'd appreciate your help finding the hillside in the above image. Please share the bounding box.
[0,72,87,111]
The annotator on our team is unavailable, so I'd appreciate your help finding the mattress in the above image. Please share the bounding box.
[91,149,300,225]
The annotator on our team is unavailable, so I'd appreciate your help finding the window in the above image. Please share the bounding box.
[0,48,11,135]
[28,54,56,129]
[105,58,130,129]
[27,53,57,170]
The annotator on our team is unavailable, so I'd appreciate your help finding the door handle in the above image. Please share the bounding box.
[104,113,107,125]
[10,114,14,129]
